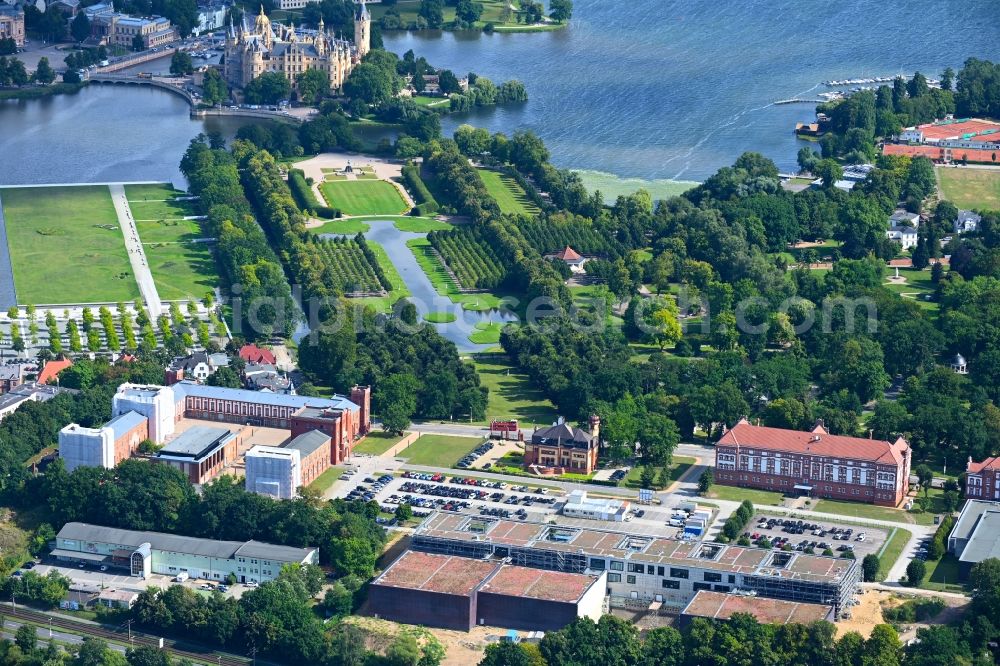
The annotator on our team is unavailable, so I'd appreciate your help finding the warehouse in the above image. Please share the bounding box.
[948,499,1000,575]
[412,512,859,616]
[679,590,833,626]
[53,522,317,583]
[368,550,605,632]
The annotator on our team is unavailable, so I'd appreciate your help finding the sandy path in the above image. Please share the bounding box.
[109,184,162,320]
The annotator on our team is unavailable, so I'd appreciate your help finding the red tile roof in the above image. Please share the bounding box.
[554,246,583,261]
[914,118,1000,141]
[968,457,1000,474]
[717,419,908,465]
[238,344,275,365]
[882,143,1000,164]
[38,359,72,385]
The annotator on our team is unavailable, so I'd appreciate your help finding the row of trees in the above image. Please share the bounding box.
[427,225,506,289]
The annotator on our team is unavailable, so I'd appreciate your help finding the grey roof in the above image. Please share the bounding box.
[951,499,1000,543]
[168,352,210,373]
[106,411,147,441]
[172,380,357,412]
[0,364,31,381]
[532,422,594,446]
[958,511,1000,563]
[57,522,316,562]
[285,430,330,457]
[0,382,75,412]
[159,426,234,459]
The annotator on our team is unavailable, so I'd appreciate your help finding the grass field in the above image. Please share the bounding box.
[365,240,409,297]
[472,353,557,425]
[319,180,409,216]
[424,312,457,323]
[876,527,912,582]
[937,167,1000,211]
[142,240,218,301]
[354,432,405,456]
[705,485,785,505]
[1,185,140,304]
[392,217,451,232]
[812,498,935,525]
[308,466,345,494]
[919,553,965,592]
[883,267,937,310]
[411,95,450,108]
[401,434,485,467]
[368,0,564,31]
[470,321,503,344]
[407,237,515,312]
[311,219,371,234]
[477,169,540,217]
[621,457,698,489]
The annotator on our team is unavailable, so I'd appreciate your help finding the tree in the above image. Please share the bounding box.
[125,645,171,666]
[395,502,412,522]
[418,0,444,28]
[206,366,241,388]
[244,72,291,105]
[169,50,194,76]
[296,68,329,105]
[163,0,199,38]
[549,0,572,22]
[201,68,229,106]
[862,553,880,582]
[344,61,397,108]
[33,57,55,85]
[637,414,679,466]
[71,11,91,43]
[814,159,844,188]
[480,642,532,666]
[915,463,933,498]
[14,624,36,653]
[455,0,482,24]
[132,34,145,52]
[639,466,654,490]
[698,469,713,494]
[377,373,420,434]
[905,558,926,586]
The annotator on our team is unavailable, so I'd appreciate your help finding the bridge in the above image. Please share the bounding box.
[86,73,195,105]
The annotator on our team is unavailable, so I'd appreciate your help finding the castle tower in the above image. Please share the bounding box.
[354,0,370,58]
[255,5,272,49]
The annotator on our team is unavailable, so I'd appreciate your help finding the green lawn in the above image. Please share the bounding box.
[400,434,485,468]
[311,218,371,234]
[368,0,564,30]
[354,432,405,456]
[920,553,966,592]
[621,457,697,489]
[123,183,186,201]
[937,166,1000,211]
[812,498,935,525]
[472,353,557,425]
[477,169,540,217]
[142,240,219,301]
[319,180,409,216]
[705,485,785,505]
[308,466,345,494]
[364,240,409,297]
[469,321,503,344]
[424,311,457,323]
[407,237,515,312]
[411,95,449,108]
[0,185,140,304]
[134,218,205,244]
[876,527,912,582]
[392,217,451,232]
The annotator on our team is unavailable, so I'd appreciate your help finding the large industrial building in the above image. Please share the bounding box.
[368,550,606,632]
[410,511,859,617]
[948,499,1000,575]
[244,430,333,499]
[53,522,317,584]
[714,419,911,507]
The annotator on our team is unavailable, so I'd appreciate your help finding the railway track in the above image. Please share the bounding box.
[2,605,252,666]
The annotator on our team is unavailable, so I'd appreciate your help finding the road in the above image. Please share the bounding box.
[109,184,162,320]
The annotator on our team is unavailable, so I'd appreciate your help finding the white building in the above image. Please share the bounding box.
[955,210,982,234]
[886,210,920,250]
[561,490,630,522]
[194,1,227,34]
[113,384,176,444]
[59,411,148,472]
[245,446,301,499]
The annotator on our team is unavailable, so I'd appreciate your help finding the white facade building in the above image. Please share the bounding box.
[59,424,115,471]
[561,490,630,522]
[113,384,176,444]
[245,446,301,499]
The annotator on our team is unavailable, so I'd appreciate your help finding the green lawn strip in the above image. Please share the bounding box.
[128,199,196,221]
[308,466,345,494]
[406,237,458,294]
[424,311,457,323]
[705,485,785,506]
[364,240,409,297]
[477,168,540,217]
[143,241,219,301]
[319,180,409,216]
[399,434,485,467]
[469,321,503,344]
[812,498,932,525]
[471,353,558,425]
[620,457,697,489]
[123,183,186,200]
[411,95,449,107]
[1,185,140,304]
[919,553,966,592]
[135,218,205,244]
[876,526,912,582]
[311,219,371,235]
[354,431,405,456]
[936,166,1000,210]
[392,217,451,232]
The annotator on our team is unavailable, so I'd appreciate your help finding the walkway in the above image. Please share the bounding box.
[0,192,17,310]
[109,184,161,320]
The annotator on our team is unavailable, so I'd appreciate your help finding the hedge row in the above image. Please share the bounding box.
[356,233,392,292]
[507,167,550,213]
[927,513,955,560]
[402,165,439,214]
[721,500,754,541]
[287,168,321,211]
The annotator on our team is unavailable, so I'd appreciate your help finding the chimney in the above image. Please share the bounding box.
[588,414,601,442]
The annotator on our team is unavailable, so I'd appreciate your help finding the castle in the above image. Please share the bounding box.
[223,0,370,92]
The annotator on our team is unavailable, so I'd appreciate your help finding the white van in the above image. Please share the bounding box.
[173,572,189,582]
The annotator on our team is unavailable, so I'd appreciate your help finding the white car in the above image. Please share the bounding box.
[245,581,259,588]
[856,533,867,542]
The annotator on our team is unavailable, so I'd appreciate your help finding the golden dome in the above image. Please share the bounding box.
[254,5,271,33]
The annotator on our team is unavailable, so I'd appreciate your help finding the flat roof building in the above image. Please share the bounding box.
[54,522,317,584]
[715,419,911,507]
[561,490,630,522]
[59,411,149,472]
[679,590,833,625]
[949,499,1000,575]
[369,550,605,632]
[244,429,333,499]
[412,511,860,616]
[154,426,239,485]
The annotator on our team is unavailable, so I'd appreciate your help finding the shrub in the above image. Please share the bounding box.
[315,206,340,219]
[905,558,927,587]
[402,164,439,214]
[287,168,321,211]
[927,514,955,560]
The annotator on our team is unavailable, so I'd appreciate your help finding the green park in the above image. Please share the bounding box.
[319,180,410,216]
[937,166,1000,210]
[477,169,541,217]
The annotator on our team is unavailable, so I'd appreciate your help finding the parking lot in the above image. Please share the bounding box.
[741,514,889,559]
[29,561,257,600]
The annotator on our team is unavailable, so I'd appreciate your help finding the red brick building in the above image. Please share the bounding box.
[523,416,601,475]
[714,419,911,507]
[964,457,1000,500]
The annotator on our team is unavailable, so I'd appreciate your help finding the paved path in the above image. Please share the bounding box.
[109,184,162,320]
[0,192,18,310]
